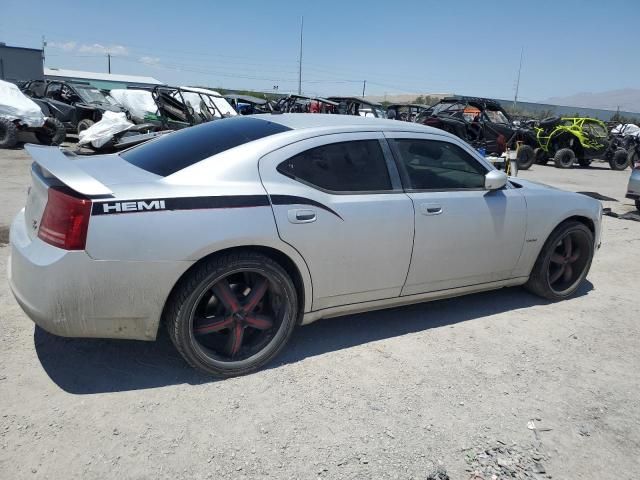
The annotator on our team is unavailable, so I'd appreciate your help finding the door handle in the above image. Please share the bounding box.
[420,203,443,216]
[288,209,317,224]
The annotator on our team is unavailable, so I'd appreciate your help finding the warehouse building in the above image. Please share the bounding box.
[0,42,44,83]
[44,68,163,90]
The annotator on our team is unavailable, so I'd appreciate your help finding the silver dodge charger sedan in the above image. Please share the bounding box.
[9,114,602,376]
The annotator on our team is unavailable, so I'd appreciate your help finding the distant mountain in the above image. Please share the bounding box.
[544,89,640,114]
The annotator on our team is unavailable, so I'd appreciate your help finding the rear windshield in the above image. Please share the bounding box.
[120,117,291,176]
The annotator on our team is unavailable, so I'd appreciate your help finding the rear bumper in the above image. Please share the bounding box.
[8,210,192,340]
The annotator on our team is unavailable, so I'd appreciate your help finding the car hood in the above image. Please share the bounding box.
[511,178,561,191]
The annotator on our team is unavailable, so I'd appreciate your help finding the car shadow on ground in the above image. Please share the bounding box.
[34,282,593,395]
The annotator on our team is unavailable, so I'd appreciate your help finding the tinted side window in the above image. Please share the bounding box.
[392,139,487,190]
[277,140,392,192]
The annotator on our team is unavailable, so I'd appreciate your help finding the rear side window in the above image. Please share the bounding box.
[120,117,291,176]
[277,140,392,192]
[392,138,487,190]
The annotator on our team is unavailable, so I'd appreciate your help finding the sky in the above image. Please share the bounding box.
[2,0,639,101]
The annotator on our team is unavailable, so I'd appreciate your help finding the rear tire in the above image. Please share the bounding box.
[0,117,18,149]
[165,251,299,377]
[77,118,94,135]
[34,117,66,146]
[525,220,594,301]
[534,147,548,165]
[554,148,575,168]
[516,144,535,170]
[609,148,630,170]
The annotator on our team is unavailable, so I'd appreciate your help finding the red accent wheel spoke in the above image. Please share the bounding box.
[563,235,572,258]
[193,315,234,335]
[568,249,580,263]
[549,265,565,284]
[211,279,240,312]
[550,253,565,265]
[226,323,245,357]
[562,264,573,283]
[242,277,269,313]
[245,314,273,330]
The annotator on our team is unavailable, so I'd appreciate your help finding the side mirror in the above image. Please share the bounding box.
[485,170,508,190]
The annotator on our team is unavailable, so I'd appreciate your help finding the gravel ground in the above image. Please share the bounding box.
[1,145,639,479]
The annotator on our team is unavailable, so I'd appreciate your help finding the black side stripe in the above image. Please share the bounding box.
[91,194,342,220]
[270,195,343,220]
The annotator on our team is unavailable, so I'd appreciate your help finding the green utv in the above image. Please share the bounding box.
[533,117,630,170]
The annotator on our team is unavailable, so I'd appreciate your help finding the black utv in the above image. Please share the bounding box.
[22,80,124,134]
[415,96,539,169]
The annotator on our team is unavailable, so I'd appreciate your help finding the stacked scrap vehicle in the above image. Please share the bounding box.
[414,96,538,169]
[21,79,125,135]
[533,116,630,170]
[327,97,387,118]
[386,103,431,122]
[74,86,236,151]
[224,94,273,115]
[275,94,339,113]
[0,79,66,149]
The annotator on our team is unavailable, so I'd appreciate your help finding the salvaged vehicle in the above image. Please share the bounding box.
[386,104,430,122]
[9,115,602,377]
[22,80,124,134]
[0,79,65,148]
[327,97,387,118]
[151,86,234,129]
[275,94,339,113]
[534,117,630,170]
[414,96,538,169]
[224,94,273,115]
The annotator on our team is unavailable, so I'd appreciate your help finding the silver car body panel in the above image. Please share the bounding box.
[9,114,603,340]
[626,168,640,202]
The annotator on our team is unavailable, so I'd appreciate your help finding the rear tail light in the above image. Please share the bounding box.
[38,187,91,250]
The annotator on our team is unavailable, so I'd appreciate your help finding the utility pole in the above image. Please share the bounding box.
[41,35,46,67]
[513,47,523,109]
[107,53,111,74]
[362,80,366,98]
[298,16,303,95]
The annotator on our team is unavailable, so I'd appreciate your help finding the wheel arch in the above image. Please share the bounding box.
[160,244,312,329]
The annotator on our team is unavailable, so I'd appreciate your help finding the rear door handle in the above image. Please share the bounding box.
[288,209,316,223]
[420,203,443,216]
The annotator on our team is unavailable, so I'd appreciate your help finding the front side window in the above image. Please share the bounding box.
[277,140,392,192]
[392,139,487,190]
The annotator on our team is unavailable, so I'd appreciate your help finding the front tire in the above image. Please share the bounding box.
[165,251,299,377]
[554,148,575,168]
[0,117,18,149]
[34,117,66,146]
[77,118,94,135]
[516,144,535,170]
[534,147,548,165]
[609,148,630,170]
[525,220,594,301]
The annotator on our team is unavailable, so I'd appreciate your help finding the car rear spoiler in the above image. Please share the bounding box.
[25,144,114,197]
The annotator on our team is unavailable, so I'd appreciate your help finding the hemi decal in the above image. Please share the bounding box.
[92,194,342,220]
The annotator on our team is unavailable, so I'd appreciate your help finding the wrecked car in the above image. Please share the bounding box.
[414,96,538,169]
[22,80,124,135]
[0,79,65,148]
[534,117,629,170]
[275,94,339,113]
[224,94,273,115]
[386,103,431,122]
[327,97,387,118]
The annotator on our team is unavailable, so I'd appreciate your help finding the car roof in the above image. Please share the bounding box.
[252,113,442,134]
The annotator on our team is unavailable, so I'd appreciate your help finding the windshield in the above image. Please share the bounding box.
[484,109,510,124]
[373,106,387,118]
[76,86,111,104]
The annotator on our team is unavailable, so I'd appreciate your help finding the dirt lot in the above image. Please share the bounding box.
[1,146,639,480]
